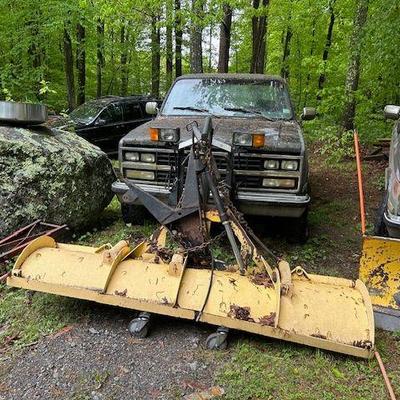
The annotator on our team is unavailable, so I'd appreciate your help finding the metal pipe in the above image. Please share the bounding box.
[375,351,397,400]
[354,130,366,235]
[205,171,246,274]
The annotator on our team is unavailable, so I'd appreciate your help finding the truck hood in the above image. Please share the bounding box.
[122,115,304,154]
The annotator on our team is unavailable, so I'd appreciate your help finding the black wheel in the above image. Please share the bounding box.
[205,332,228,350]
[374,191,388,236]
[128,318,150,338]
[121,204,148,225]
[287,210,309,244]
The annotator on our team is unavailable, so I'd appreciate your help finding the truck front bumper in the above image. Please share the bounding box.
[112,181,310,218]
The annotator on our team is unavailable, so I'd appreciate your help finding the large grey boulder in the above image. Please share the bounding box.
[0,125,115,237]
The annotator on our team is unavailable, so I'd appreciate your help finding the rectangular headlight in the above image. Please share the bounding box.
[125,170,155,180]
[262,178,296,188]
[140,153,155,163]
[281,160,299,171]
[125,152,139,161]
[233,132,252,146]
[264,160,279,170]
[159,128,180,142]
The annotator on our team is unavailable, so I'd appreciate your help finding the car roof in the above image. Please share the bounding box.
[175,73,285,83]
[83,95,159,107]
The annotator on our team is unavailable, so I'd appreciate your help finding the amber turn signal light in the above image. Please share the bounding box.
[149,127,159,141]
[252,133,265,148]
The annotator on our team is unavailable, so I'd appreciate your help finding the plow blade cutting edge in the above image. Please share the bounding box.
[7,235,375,358]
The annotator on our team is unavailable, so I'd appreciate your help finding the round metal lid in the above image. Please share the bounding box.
[0,101,48,125]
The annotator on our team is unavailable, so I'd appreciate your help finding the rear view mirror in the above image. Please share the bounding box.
[301,107,316,121]
[384,105,400,120]
[145,101,158,115]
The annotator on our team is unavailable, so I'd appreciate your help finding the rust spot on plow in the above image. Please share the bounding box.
[251,273,273,288]
[114,289,127,297]
[259,312,276,327]
[228,305,254,322]
[311,333,327,340]
[353,340,373,349]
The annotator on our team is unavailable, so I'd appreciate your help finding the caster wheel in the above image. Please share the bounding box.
[128,313,151,338]
[206,331,228,350]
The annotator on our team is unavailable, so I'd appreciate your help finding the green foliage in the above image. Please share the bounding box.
[0,0,398,146]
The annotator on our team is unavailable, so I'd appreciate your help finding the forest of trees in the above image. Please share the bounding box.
[0,0,399,140]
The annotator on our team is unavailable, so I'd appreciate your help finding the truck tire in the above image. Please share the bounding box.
[121,204,148,225]
[374,192,388,237]
[287,210,309,244]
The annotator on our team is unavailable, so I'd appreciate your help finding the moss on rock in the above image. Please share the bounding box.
[0,125,114,236]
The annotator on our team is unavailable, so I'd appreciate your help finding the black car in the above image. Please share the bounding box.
[68,95,161,155]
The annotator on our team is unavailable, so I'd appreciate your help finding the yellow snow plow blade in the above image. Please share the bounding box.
[7,235,374,358]
[360,235,400,331]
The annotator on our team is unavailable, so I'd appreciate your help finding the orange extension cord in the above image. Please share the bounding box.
[353,131,397,400]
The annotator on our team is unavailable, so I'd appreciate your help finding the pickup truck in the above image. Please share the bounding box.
[112,73,315,242]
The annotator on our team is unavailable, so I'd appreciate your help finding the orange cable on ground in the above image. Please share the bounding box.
[375,351,397,400]
[354,130,366,235]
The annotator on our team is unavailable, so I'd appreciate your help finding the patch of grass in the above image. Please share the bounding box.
[0,285,90,348]
[285,235,332,267]
[69,369,111,400]
[309,200,352,228]
[217,332,399,400]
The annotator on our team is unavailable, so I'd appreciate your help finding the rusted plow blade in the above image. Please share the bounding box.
[7,235,375,358]
[360,235,400,331]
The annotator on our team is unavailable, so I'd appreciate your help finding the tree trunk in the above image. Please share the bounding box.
[303,20,316,106]
[190,0,203,73]
[151,14,161,97]
[250,0,269,74]
[76,22,86,106]
[281,26,292,79]
[175,0,183,78]
[96,19,105,98]
[341,0,369,132]
[63,27,76,110]
[120,24,129,96]
[217,3,232,73]
[318,0,335,95]
[166,0,173,91]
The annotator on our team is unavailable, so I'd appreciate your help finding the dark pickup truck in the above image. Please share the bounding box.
[112,74,315,241]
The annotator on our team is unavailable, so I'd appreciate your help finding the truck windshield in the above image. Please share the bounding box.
[162,78,293,120]
[69,102,105,124]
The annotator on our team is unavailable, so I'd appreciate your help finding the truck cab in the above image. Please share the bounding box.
[112,74,315,242]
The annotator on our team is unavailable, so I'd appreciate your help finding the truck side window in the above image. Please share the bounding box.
[124,103,142,121]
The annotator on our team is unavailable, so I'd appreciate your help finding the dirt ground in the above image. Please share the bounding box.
[0,146,398,400]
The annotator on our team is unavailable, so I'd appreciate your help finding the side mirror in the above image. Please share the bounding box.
[301,107,316,121]
[95,118,106,126]
[145,101,158,115]
[384,105,400,120]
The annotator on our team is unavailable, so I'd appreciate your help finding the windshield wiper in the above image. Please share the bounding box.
[173,106,209,113]
[223,107,274,121]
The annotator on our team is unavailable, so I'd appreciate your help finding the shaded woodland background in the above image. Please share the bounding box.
[0,0,398,142]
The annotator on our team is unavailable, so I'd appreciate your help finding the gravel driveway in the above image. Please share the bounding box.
[0,304,226,400]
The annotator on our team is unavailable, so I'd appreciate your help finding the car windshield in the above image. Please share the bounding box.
[162,78,293,120]
[69,102,105,124]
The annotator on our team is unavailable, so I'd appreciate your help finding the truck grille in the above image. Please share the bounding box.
[121,147,301,193]
[233,156,263,170]
[156,152,176,166]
